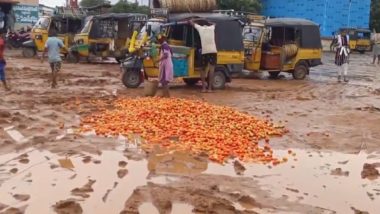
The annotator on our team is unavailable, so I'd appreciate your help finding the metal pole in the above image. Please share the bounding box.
[347,0,352,27]
[323,0,328,35]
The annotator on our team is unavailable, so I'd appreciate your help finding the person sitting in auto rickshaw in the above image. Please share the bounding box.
[189,19,217,93]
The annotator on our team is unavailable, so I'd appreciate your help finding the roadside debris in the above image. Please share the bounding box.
[54,199,83,214]
[361,163,380,180]
[58,158,75,169]
[330,168,349,177]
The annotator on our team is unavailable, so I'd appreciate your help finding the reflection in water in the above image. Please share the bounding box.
[0,148,379,213]
[148,150,208,176]
[0,150,150,213]
[205,149,380,214]
[138,202,159,214]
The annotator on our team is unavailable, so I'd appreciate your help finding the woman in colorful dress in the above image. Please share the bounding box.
[158,37,174,97]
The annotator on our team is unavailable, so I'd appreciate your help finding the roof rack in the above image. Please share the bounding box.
[54,7,87,18]
[150,8,169,19]
[212,10,266,24]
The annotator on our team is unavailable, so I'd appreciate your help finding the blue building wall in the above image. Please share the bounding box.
[262,0,371,37]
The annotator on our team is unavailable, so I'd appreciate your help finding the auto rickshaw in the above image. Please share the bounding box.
[244,18,322,79]
[120,13,245,89]
[339,28,372,53]
[68,13,147,63]
[22,9,86,58]
[128,18,167,54]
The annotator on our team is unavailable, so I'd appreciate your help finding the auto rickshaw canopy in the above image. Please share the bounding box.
[266,18,322,49]
[92,13,147,21]
[164,13,244,51]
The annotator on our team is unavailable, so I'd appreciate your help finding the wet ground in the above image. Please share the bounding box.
[0,51,380,213]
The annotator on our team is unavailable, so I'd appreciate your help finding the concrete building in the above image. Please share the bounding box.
[39,4,55,16]
[12,0,39,29]
[262,0,371,37]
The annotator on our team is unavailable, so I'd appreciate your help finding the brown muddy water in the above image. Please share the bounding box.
[0,146,379,213]
[1,51,380,213]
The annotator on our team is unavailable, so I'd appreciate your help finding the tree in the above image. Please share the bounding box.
[218,0,262,13]
[112,0,149,14]
[370,0,380,31]
[80,0,106,8]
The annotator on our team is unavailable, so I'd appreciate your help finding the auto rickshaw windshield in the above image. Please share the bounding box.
[357,31,371,39]
[81,20,92,34]
[137,21,164,40]
[34,17,50,30]
[243,26,262,43]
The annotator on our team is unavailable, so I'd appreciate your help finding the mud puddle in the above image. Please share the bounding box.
[0,147,379,213]
[205,149,380,213]
[138,202,193,214]
[0,148,155,213]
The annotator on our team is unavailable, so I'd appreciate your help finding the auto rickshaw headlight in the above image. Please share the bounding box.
[35,35,42,40]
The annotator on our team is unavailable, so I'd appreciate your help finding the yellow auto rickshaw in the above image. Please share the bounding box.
[340,28,372,53]
[243,18,323,79]
[120,13,245,89]
[22,8,86,58]
[68,13,147,63]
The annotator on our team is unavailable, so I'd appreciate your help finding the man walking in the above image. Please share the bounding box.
[0,33,9,90]
[335,30,350,83]
[41,31,66,88]
[372,32,380,65]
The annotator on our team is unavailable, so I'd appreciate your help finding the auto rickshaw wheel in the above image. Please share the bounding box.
[122,69,142,88]
[184,78,199,86]
[359,50,365,54]
[22,48,36,58]
[293,63,308,80]
[115,57,125,64]
[67,52,80,63]
[269,71,281,79]
[211,70,226,90]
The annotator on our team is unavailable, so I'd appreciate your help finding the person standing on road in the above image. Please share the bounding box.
[41,30,66,88]
[158,36,173,97]
[191,19,217,93]
[372,33,380,65]
[0,33,9,90]
[335,30,350,83]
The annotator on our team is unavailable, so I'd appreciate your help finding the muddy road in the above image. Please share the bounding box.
[0,51,379,214]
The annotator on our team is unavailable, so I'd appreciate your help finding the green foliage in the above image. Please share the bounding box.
[111,0,149,14]
[218,0,262,13]
[80,0,106,7]
[370,0,380,31]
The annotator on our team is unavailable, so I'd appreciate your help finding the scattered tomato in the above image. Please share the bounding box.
[80,97,289,164]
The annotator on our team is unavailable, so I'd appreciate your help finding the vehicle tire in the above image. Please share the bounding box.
[359,50,365,54]
[293,63,308,80]
[13,41,22,49]
[67,52,80,63]
[22,47,35,58]
[122,69,142,88]
[115,57,125,64]
[183,78,199,86]
[211,70,226,90]
[269,71,281,79]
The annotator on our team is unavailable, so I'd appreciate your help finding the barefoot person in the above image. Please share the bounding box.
[191,19,217,93]
[158,36,173,97]
[41,30,66,88]
[335,30,350,83]
[0,33,9,90]
[372,33,380,65]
